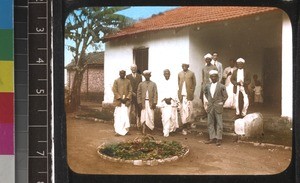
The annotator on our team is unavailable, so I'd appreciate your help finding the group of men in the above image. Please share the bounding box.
[202,53,251,117]
[112,52,251,146]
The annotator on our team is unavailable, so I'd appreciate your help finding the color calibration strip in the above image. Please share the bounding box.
[0,0,15,182]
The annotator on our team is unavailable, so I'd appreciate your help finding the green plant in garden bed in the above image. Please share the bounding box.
[99,136,188,160]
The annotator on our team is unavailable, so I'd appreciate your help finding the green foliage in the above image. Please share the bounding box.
[65,7,134,62]
[65,7,134,110]
[99,137,188,160]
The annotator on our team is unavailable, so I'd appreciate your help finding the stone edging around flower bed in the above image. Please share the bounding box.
[97,142,189,166]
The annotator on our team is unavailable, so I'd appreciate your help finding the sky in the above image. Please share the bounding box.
[64,6,178,66]
[117,6,177,20]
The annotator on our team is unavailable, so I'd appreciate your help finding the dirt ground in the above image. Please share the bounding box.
[66,113,291,175]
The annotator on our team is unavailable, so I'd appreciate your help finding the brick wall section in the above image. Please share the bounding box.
[67,65,104,93]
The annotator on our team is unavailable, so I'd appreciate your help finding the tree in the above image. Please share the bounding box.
[65,7,134,111]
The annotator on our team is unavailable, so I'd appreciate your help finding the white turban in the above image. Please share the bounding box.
[204,53,213,59]
[182,61,189,65]
[143,70,151,74]
[236,58,245,63]
[209,69,218,75]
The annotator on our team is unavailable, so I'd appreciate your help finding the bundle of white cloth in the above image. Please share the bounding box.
[160,100,179,137]
[140,100,155,130]
[114,104,130,136]
[234,113,263,137]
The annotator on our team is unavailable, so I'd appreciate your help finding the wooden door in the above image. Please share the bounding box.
[133,48,148,74]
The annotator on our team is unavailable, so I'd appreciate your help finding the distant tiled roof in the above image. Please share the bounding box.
[66,51,104,69]
[103,6,278,42]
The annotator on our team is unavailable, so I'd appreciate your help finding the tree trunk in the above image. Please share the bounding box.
[69,70,84,112]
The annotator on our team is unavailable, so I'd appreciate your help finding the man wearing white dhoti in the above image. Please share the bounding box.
[230,58,251,118]
[222,59,237,109]
[157,69,179,137]
[112,70,132,136]
[137,70,158,135]
[178,62,196,134]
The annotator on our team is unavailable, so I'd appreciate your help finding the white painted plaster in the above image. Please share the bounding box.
[281,13,293,118]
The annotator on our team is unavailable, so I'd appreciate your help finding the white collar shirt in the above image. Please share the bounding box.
[181,81,187,95]
[146,90,149,99]
[211,60,216,66]
[160,79,177,99]
[210,82,217,97]
[181,72,188,96]
[237,69,244,83]
[211,60,219,66]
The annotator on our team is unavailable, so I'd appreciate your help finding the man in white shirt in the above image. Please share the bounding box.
[212,52,223,82]
[230,58,251,118]
[222,59,237,109]
[157,69,179,137]
[204,70,228,146]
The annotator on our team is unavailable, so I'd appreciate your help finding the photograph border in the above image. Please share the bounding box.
[53,0,299,182]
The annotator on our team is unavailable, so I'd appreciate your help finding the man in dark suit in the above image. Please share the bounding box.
[230,58,251,118]
[204,70,228,146]
[126,64,143,128]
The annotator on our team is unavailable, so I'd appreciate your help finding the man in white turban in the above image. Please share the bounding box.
[201,53,218,114]
[230,58,251,118]
[204,69,228,146]
[178,62,196,134]
[137,70,158,135]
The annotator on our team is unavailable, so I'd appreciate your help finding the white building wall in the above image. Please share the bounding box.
[103,43,134,103]
[103,29,190,104]
[281,13,293,118]
[104,10,292,118]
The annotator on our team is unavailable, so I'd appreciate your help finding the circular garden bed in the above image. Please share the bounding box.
[97,135,189,166]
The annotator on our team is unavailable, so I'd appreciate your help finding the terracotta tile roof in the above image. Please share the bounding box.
[66,51,104,69]
[103,6,279,42]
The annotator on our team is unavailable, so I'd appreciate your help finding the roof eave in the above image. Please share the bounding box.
[103,7,280,43]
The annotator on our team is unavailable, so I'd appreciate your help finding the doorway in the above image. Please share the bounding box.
[133,47,148,74]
